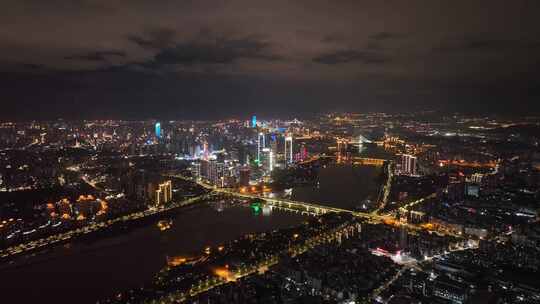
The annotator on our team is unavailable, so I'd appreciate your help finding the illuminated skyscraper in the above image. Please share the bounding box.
[257,132,265,162]
[400,154,417,176]
[205,160,226,186]
[155,180,172,205]
[269,149,274,172]
[260,148,274,172]
[270,134,277,154]
[252,115,257,128]
[284,136,293,165]
[155,122,162,138]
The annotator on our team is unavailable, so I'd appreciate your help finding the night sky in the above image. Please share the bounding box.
[1,1,540,120]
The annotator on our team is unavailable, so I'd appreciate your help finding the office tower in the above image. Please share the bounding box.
[237,145,248,165]
[239,167,250,187]
[192,162,201,179]
[466,183,480,197]
[155,122,162,139]
[270,134,277,154]
[284,136,293,165]
[257,132,265,162]
[400,154,417,175]
[260,148,273,172]
[300,143,308,162]
[207,159,226,186]
[252,115,257,128]
[202,141,209,160]
[269,149,274,172]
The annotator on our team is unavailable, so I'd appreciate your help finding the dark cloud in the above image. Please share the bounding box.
[369,32,406,41]
[64,51,126,61]
[434,37,540,53]
[17,63,45,71]
[128,28,177,50]
[148,34,278,68]
[1,0,540,119]
[19,63,43,70]
[313,50,389,65]
[321,33,346,43]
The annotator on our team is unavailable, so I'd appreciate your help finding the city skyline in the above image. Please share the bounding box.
[0,113,539,303]
[1,2,540,303]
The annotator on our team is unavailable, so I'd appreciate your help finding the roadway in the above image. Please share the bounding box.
[373,161,394,214]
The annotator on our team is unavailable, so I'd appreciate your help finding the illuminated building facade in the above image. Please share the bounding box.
[257,132,265,163]
[284,136,293,165]
[401,154,417,176]
[155,122,162,139]
[155,180,172,205]
[270,134,277,155]
[200,159,226,186]
[260,148,274,172]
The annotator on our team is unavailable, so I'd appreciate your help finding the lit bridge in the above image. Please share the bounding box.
[308,152,387,166]
[168,174,361,216]
[168,174,458,237]
[351,157,386,166]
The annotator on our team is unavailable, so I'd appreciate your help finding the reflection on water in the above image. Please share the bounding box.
[157,219,173,231]
[289,144,390,210]
[291,164,383,210]
[358,143,394,159]
[0,201,306,304]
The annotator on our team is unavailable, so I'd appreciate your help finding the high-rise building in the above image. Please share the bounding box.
[206,159,226,186]
[260,148,274,172]
[252,115,257,128]
[447,181,465,201]
[269,149,274,172]
[466,183,480,197]
[155,122,162,139]
[257,132,265,163]
[155,180,172,205]
[239,167,250,187]
[270,134,278,154]
[400,154,417,175]
[300,143,308,162]
[233,145,245,165]
[191,162,201,179]
[284,136,293,165]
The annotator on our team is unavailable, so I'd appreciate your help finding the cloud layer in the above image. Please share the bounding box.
[0,0,539,118]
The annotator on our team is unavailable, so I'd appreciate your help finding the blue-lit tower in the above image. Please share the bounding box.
[155,122,162,139]
[252,115,257,128]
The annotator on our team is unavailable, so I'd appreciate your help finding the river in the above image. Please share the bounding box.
[0,201,306,304]
[291,164,384,210]
[287,144,392,210]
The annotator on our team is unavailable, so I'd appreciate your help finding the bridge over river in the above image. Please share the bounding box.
[168,174,456,237]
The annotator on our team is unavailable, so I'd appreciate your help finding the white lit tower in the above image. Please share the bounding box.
[260,148,274,172]
[400,154,417,176]
[257,132,265,163]
[284,135,293,165]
